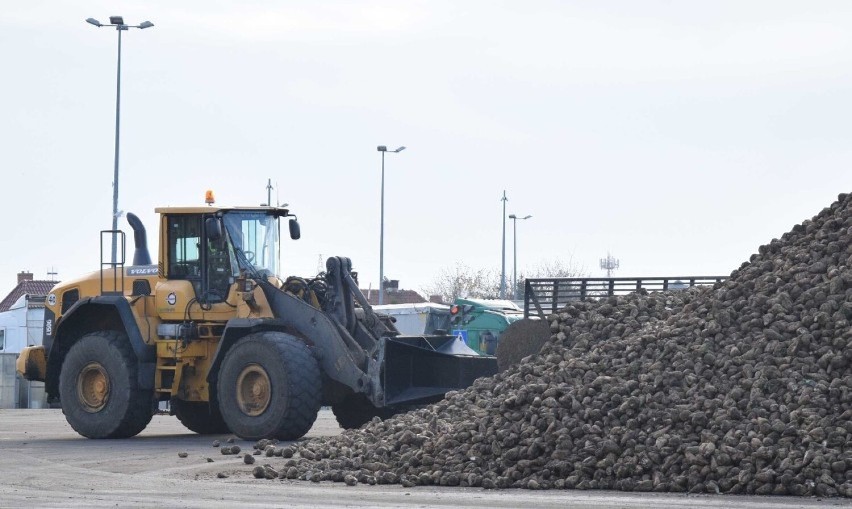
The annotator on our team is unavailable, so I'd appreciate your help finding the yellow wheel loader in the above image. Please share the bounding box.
[17,204,496,440]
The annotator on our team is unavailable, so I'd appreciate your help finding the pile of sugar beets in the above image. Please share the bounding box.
[249,193,851,497]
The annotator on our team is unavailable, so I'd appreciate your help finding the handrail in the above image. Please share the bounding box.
[100,230,126,296]
[523,276,727,318]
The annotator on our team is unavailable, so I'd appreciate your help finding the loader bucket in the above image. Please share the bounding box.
[380,334,498,406]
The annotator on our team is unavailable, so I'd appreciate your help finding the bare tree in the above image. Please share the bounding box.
[424,258,587,304]
[514,257,587,299]
[422,263,501,304]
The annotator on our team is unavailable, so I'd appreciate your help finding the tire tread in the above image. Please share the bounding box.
[217,332,321,440]
[59,330,153,439]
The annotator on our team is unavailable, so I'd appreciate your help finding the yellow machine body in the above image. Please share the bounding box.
[18,203,496,440]
[18,205,283,404]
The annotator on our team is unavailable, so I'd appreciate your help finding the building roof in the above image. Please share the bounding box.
[0,280,55,312]
[360,289,426,306]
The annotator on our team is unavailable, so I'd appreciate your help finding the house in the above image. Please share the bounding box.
[360,279,426,306]
[0,271,54,409]
[0,271,54,352]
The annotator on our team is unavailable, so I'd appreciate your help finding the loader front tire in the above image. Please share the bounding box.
[217,332,321,440]
[172,399,230,435]
[59,331,153,439]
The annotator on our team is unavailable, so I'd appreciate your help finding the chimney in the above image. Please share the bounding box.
[18,271,33,284]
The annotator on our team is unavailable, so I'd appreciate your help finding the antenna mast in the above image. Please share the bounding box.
[599,252,620,278]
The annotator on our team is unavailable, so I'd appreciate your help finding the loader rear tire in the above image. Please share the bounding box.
[332,394,396,430]
[172,400,230,435]
[216,332,321,440]
[59,331,154,439]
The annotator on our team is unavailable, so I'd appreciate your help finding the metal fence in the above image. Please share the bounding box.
[523,276,727,319]
[0,353,46,409]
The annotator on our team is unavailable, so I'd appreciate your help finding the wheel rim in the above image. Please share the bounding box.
[235,364,271,416]
[77,362,110,413]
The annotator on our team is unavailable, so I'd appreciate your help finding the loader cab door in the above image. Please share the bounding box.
[166,214,236,304]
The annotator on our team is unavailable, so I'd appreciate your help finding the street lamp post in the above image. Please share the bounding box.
[508,214,532,300]
[377,145,405,305]
[500,191,508,299]
[86,16,154,264]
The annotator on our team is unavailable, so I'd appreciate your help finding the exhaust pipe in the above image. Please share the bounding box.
[125,212,152,265]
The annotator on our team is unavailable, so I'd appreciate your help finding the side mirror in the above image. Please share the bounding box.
[205,217,222,241]
[289,218,301,240]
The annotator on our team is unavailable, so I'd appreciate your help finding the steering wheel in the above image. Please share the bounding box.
[243,251,256,263]
[173,262,199,277]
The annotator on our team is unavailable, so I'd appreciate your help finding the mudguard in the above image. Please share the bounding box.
[16,346,47,381]
[45,296,156,397]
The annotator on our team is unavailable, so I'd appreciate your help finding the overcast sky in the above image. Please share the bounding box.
[1,1,849,295]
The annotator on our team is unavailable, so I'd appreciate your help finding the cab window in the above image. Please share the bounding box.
[167,214,234,304]
[168,215,202,279]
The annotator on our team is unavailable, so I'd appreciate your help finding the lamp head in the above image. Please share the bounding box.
[109,16,125,25]
[86,18,102,27]
[393,146,406,153]
[509,214,517,219]
[138,20,154,29]
[377,145,387,152]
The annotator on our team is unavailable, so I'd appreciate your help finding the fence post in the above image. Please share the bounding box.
[552,280,560,314]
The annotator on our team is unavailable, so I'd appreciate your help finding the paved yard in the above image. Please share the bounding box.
[0,409,848,509]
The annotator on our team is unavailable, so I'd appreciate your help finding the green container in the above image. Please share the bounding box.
[449,298,524,355]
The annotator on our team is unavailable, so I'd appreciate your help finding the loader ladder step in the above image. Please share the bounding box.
[155,362,178,394]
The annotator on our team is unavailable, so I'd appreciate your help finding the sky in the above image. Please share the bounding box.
[1,1,849,296]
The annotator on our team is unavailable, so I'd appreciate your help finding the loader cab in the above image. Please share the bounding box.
[160,207,297,305]
[165,213,237,304]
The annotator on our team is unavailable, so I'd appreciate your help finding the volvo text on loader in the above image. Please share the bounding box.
[17,201,496,440]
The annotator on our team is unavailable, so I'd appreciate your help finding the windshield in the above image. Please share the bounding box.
[222,211,278,276]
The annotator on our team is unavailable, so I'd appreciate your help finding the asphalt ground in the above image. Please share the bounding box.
[0,409,849,509]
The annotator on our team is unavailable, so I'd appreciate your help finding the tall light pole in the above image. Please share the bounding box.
[508,214,532,299]
[377,145,406,305]
[86,16,154,263]
[500,191,508,299]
